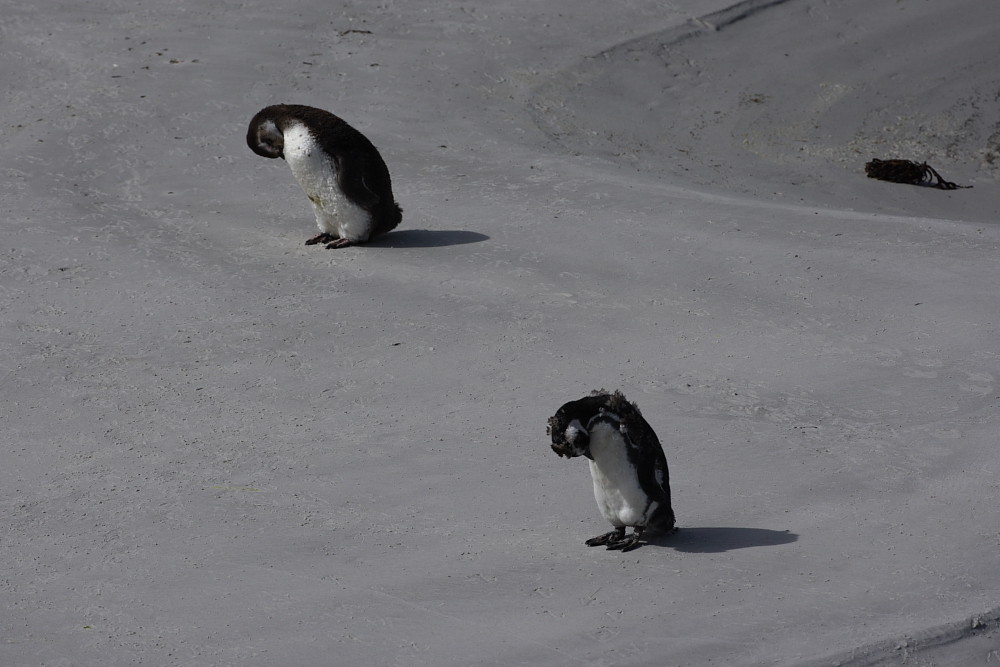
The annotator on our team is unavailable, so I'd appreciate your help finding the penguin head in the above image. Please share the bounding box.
[247,109,286,159]
[548,415,594,460]
[549,390,631,461]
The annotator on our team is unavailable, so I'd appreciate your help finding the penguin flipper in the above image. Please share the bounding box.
[619,401,673,501]
[334,156,381,210]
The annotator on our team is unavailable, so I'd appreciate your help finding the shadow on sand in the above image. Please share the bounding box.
[369,229,489,248]
[648,526,798,553]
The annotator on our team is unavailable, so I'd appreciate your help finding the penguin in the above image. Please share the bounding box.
[246,104,402,248]
[548,390,676,552]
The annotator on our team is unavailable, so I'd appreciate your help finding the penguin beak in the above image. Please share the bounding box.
[550,442,594,460]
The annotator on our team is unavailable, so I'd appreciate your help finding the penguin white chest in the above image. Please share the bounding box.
[281,124,371,241]
[587,423,653,528]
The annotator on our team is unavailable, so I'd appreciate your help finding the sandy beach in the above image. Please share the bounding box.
[2,0,998,664]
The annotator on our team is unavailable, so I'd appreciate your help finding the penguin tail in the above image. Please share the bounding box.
[384,202,402,232]
[370,201,402,238]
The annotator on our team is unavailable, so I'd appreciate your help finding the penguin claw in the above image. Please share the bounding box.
[607,534,642,552]
[305,233,337,246]
[324,238,355,249]
[586,527,645,552]
[585,528,626,548]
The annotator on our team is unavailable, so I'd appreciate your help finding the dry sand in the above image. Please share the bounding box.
[2,0,998,664]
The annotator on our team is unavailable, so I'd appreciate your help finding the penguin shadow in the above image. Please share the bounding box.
[368,229,489,249]
[648,526,798,553]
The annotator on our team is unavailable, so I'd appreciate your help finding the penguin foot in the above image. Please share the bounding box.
[585,527,626,548]
[586,527,645,552]
[324,238,355,249]
[607,531,643,552]
[305,233,338,246]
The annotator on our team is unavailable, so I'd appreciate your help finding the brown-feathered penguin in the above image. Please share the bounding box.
[246,104,402,248]
[548,390,676,552]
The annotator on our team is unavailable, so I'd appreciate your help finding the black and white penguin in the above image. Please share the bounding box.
[246,104,402,248]
[548,390,676,552]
